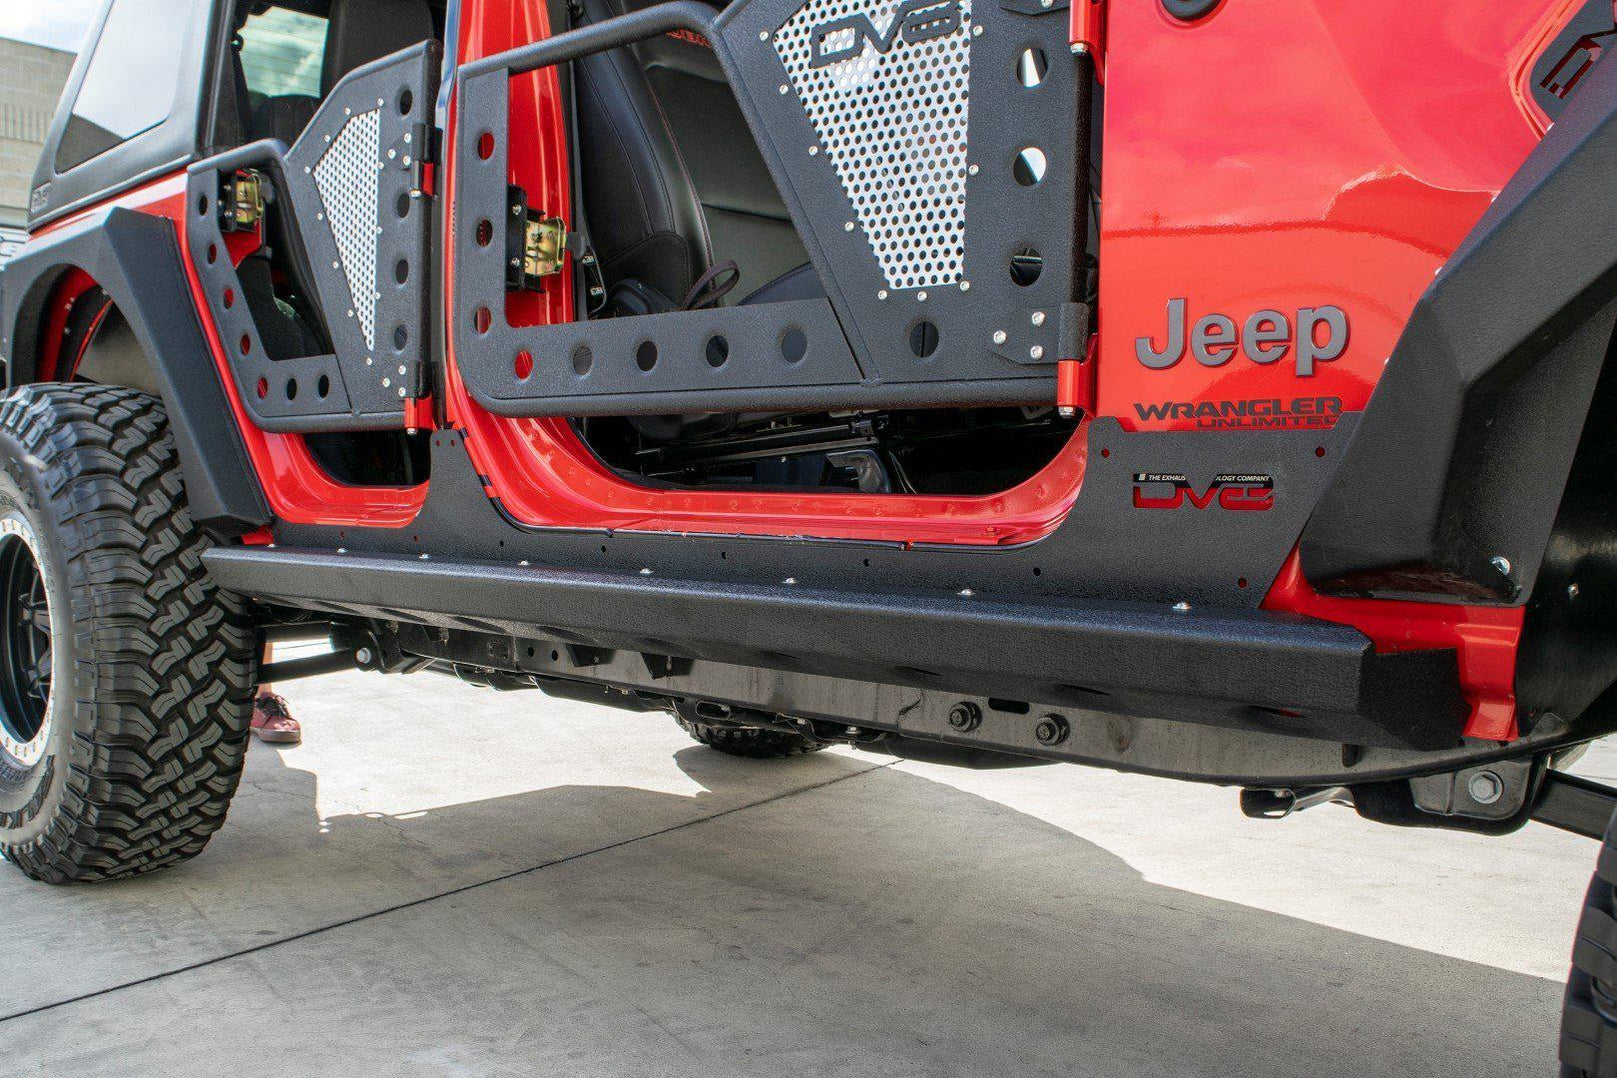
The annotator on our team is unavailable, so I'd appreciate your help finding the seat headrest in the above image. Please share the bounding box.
[320,0,436,97]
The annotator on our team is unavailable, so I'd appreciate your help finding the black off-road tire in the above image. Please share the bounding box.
[0,383,257,884]
[675,716,827,759]
[1561,803,1617,1076]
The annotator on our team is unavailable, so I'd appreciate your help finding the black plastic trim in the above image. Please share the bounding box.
[0,208,270,534]
[1301,49,1617,602]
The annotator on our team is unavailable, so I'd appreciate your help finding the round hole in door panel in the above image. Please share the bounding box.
[477,132,495,159]
[206,244,218,264]
[255,377,268,399]
[240,334,251,355]
[1018,48,1048,88]
[1013,147,1047,187]
[705,335,729,368]
[572,344,593,376]
[909,320,939,359]
[472,306,492,334]
[475,220,493,247]
[317,374,331,398]
[285,378,298,400]
[514,350,534,380]
[636,341,658,372]
[780,327,808,364]
[395,258,410,284]
[396,191,411,218]
[223,288,235,309]
[1010,247,1043,287]
[398,87,413,115]
[394,325,408,351]
[197,193,209,217]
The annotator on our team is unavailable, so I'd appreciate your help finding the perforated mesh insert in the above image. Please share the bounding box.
[313,107,381,349]
[774,0,972,291]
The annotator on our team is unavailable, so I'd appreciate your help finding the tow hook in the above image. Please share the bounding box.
[1240,785,1352,819]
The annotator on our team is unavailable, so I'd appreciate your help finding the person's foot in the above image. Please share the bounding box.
[250,692,302,745]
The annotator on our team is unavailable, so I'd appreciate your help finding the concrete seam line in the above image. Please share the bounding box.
[0,761,894,1025]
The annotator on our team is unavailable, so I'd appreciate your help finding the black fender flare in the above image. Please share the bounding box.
[0,207,270,535]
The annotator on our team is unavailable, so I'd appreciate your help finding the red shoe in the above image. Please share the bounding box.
[250,693,302,745]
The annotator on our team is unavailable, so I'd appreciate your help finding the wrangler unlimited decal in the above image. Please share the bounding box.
[1134,396,1344,430]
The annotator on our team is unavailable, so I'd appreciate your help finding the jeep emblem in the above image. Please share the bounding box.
[1135,298,1349,377]
[808,0,963,69]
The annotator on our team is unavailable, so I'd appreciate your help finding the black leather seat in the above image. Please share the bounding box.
[572,0,821,305]
[249,0,436,145]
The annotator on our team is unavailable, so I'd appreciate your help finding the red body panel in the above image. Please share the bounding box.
[1097,0,1572,431]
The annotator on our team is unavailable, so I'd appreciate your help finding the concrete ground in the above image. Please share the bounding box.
[0,665,1605,1077]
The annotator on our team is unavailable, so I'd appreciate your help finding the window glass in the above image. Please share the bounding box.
[55,0,192,173]
[239,7,328,102]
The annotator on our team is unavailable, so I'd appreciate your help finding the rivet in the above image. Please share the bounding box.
[419,553,429,560]
[918,290,928,301]
[336,547,347,554]
[992,330,1007,345]
[959,588,974,597]
[844,221,855,231]
[1569,582,1581,599]
[878,290,889,300]
[1491,555,1512,576]
[402,156,411,167]
[960,280,971,292]
[383,378,392,387]
[640,567,653,575]
[1172,601,1191,612]
[519,560,530,566]
[1030,345,1045,360]
[760,29,769,39]
[1031,311,1046,326]
[783,577,798,585]
[388,148,397,159]
[972,24,982,35]
[779,84,789,94]
[968,164,979,176]
[808,146,819,156]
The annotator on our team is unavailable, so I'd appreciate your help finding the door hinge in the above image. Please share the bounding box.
[1071,0,1105,79]
[504,185,567,291]
[220,169,265,232]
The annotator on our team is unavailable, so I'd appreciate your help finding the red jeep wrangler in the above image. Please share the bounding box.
[3,0,1617,1069]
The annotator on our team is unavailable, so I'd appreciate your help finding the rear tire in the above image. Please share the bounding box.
[0,383,256,883]
[1561,803,1617,1076]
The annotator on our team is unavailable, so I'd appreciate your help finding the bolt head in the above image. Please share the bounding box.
[992,330,1007,345]
[1491,555,1512,576]
[355,647,374,665]
[1034,714,1070,746]
[948,701,982,731]
[1030,345,1045,360]
[1467,770,1505,805]
[1568,582,1581,599]
[1031,311,1046,327]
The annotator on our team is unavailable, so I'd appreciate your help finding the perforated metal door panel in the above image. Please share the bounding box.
[188,44,439,432]
[450,0,1078,416]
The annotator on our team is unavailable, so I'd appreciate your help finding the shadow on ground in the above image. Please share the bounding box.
[0,735,1565,1078]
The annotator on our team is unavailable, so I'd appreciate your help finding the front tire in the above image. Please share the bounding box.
[1562,802,1617,1076]
[0,383,256,883]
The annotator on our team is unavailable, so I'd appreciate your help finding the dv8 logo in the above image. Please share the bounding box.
[1132,473,1275,511]
[808,0,964,68]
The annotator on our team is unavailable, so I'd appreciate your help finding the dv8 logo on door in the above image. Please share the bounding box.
[1132,473,1274,511]
[808,0,964,68]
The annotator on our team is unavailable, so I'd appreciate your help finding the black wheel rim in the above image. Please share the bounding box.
[0,524,51,763]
